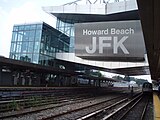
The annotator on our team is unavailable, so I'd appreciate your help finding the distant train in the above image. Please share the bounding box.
[142,82,153,93]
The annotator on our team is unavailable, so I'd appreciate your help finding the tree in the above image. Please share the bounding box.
[112,75,124,80]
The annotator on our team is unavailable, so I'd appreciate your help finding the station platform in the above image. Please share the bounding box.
[153,91,160,120]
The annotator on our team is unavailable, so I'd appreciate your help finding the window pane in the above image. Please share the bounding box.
[24,25,30,30]
[34,42,40,53]
[11,42,16,52]
[23,31,29,41]
[11,32,18,41]
[28,30,35,41]
[29,36,34,41]
[9,53,14,59]
[36,24,42,29]
[14,54,20,60]
[13,26,18,31]
[20,54,31,62]
[26,54,32,62]
[30,25,36,30]
[21,42,28,53]
[17,31,23,41]
[35,30,41,41]
[16,54,20,60]
[40,42,44,54]
[16,42,22,53]
[29,30,35,37]
[39,54,44,65]
[32,54,39,63]
[19,26,24,31]
[28,42,34,53]
[20,54,26,61]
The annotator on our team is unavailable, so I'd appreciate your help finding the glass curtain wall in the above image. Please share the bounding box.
[39,23,69,66]
[10,22,70,66]
[10,24,42,64]
[56,19,75,52]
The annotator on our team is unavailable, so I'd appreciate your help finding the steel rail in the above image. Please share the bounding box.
[118,96,143,120]
[76,98,128,120]
[140,99,149,120]
[0,95,95,119]
[0,93,91,112]
[102,93,143,120]
[41,95,126,120]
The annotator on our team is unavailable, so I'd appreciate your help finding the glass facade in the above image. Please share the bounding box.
[56,19,75,53]
[10,22,70,66]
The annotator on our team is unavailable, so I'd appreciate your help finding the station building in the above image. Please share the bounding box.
[6,0,150,86]
[9,22,69,66]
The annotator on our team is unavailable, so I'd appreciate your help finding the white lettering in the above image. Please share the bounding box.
[99,37,111,53]
[83,29,108,35]
[85,36,129,54]
[85,37,97,54]
[83,29,88,35]
[113,36,129,54]
[111,28,134,35]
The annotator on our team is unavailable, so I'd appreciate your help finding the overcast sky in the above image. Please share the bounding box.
[0,0,73,57]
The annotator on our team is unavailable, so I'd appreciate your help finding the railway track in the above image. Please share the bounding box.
[0,87,104,112]
[0,94,128,120]
[73,93,142,120]
[0,93,93,112]
[0,87,142,120]
[0,87,129,119]
[40,95,130,120]
[0,96,95,119]
[0,87,132,113]
[101,93,153,120]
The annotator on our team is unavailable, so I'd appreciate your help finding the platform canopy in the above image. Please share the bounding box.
[0,57,150,77]
[55,59,150,76]
[111,66,150,76]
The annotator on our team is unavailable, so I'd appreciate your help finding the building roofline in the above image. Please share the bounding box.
[14,21,44,26]
[48,10,139,24]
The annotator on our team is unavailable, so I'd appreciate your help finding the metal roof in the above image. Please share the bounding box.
[0,57,77,76]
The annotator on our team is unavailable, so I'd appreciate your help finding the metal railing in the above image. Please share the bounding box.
[63,0,134,6]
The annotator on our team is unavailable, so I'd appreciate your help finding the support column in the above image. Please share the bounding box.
[54,75,58,86]
[13,76,18,85]
[93,80,96,87]
[68,77,71,86]
[29,77,32,86]
[70,76,73,86]
[75,76,78,86]
[88,79,91,86]
[95,80,98,87]
[22,77,25,86]
[98,79,101,87]
[59,75,63,86]
[37,75,41,86]
[64,76,67,86]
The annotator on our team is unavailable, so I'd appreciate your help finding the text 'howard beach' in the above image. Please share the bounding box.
[82,28,134,35]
